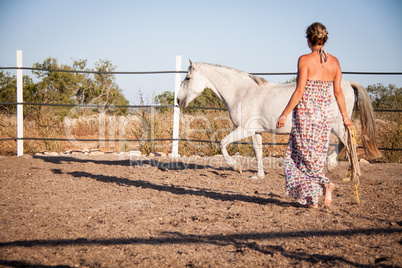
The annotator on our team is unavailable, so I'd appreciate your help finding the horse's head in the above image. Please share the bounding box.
[177,59,209,108]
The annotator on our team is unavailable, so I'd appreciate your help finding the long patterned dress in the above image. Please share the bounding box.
[283,79,333,206]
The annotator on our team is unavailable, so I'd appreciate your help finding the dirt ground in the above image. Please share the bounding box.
[0,154,401,267]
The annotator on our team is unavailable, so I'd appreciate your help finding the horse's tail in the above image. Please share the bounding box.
[350,81,382,159]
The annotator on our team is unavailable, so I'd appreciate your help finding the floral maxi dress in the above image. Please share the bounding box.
[283,79,333,205]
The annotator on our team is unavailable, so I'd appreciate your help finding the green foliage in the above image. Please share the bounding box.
[367,84,401,163]
[32,57,129,113]
[367,83,401,110]
[187,88,226,110]
[32,58,79,105]
[0,71,16,113]
[281,77,297,84]
[89,59,129,115]
[0,71,40,115]
[154,91,174,113]
[153,88,226,114]
[0,57,130,118]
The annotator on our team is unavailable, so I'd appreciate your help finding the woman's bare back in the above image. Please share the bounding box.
[303,51,340,81]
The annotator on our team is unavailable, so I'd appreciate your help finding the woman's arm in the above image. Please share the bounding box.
[276,56,308,128]
[333,64,354,129]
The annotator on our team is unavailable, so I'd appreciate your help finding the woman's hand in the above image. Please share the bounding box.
[341,111,353,129]
[343,117,353,129]
[276,115,287,129]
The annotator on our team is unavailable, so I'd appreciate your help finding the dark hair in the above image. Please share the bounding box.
[306,22,328,47]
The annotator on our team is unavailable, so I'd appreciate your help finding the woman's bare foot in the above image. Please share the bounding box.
[324,182,335,207]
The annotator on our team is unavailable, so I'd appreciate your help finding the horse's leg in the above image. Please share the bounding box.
[220,126,251,173]
[250,133,265,179]
[328,119,346,170]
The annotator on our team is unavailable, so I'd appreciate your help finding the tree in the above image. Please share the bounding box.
[0,71,16,113]
[32,57,129,116]
[0,71,39,115]
[154,91,174,113]
[367,83,401,110]
[90,59,129,114]
[366,83,401,162]
[32,57,82,106]
[154,88,226,114]
[188,88,226,110]
[281,77,297,84]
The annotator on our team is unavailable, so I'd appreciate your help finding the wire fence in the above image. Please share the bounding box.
[2,66,402,76]
[1,101,400,150]
[0,66,401,151]
[0,102,400,113]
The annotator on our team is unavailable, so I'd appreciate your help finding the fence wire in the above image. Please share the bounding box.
[0,102,400,113]
[0,66,401,152]
[2,66,402,76]
[0,101,400,151]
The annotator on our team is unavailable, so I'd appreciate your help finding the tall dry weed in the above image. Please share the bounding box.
[0,108,400,162]
[372,112,401,163]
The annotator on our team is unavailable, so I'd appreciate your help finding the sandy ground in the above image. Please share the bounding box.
[0,154,401,267]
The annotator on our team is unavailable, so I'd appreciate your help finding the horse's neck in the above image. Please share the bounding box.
[201,65,248,108]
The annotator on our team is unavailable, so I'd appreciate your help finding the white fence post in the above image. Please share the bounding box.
[171,55,182,157]
[16,50,23,156]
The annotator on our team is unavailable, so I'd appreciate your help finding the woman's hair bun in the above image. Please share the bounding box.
[306,22,328,46]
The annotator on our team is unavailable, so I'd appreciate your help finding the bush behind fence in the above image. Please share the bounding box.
[0,104,400,163]
[1,63,401,162]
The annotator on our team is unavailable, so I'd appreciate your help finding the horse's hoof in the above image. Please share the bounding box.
[327,162,338,171]
[327,156,338,171]
[249,174,265,180]
[233,164,242,174]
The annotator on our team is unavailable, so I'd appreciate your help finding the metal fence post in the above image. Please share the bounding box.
[172,55,182,157]
[16,50,23,156]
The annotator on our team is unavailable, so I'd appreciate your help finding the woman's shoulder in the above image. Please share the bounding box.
[298,53,312,63]
[299,53,312,60]
[326,53,341,70]
[298,53,315,67]
[298,52,319,62]
[327,53,339,63]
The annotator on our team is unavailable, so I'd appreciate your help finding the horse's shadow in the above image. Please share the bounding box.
[66,170,294,207]
[35,155,294,207]
[34,155,231,171]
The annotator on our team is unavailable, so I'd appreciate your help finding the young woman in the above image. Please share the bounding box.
[276,22,353,208]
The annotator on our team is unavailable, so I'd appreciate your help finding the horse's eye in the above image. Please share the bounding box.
[184,77,190,81]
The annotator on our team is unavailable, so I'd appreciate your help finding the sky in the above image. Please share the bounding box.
[1,0,401,104]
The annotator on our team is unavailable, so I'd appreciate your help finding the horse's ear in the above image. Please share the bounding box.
[189,58,194,67]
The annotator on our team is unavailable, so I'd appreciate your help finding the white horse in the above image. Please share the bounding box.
[177,60,381,179]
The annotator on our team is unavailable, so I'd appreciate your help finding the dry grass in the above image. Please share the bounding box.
[0,109,400,162]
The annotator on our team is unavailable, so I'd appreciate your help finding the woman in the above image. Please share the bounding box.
[276,22,353,208]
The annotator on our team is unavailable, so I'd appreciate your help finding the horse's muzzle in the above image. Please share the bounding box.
[177,98,186,108]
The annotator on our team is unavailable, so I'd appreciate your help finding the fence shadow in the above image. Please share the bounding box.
[0,259,72,268]
[1,228,400,267]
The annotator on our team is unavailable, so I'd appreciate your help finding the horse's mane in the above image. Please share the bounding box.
[201,63,270,86]
[248,75,269,86]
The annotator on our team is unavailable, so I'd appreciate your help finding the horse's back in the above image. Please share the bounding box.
[237,80,354,134]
